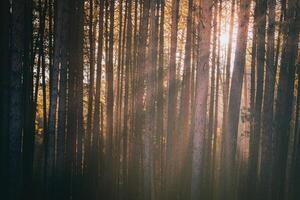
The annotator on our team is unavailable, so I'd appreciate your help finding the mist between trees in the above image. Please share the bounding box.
[0,0,299,200]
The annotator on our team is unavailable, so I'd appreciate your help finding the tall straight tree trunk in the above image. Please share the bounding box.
[48,0,53,107]
[114,1,127,195]
[177,0,193,199]
[46,0,64,197]
[9,0,25,199]
[221,1,236,179]
[204,1,217,197]
[289,59,300,200]
[157,1,165,199]
[34,0,46,124]
[207,0,218,165]
[91,0,104,199]
[0,0,9,198]
[190,0,213,199]
[104,1,115,199]
[21,1,34,198]
[85,0,96,177]
[249,4,258,150]
[122,0,132,198]
[272,0,300,198]
[129,0,150,199]
[295,126,300,199]
[36,0,48,194]
[211,0,222,197]
[144,1,157,199]
[248,0,267,198]
[56,0,69,199]
[260,0,275,199]
[74,1,84,199]
[166,0,180,199]
[178,0,193,173]
[66,0,84,199]
[294,64,300,198]
[223,0,251,198]
[273,2,285,79]
[115,1,123,160]
[128,1,139,198]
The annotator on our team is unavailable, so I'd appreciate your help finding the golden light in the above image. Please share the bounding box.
[220,31,230,46]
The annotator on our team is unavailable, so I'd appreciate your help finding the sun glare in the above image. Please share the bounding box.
[220,31,230,46]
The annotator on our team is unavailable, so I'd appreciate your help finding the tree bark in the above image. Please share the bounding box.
[166,0,180,198]
[248,0,267,198]
[260,0,276,198]
[223,0,251,198]
[104,0,115,199]
[190,0,213,199]
[122,0,132,198]
[85,0,96,178]
[144,1,157,199]
[9,0,25,199]
[272,0,300,198]
[0,0,10,198]
[90,0,104,199]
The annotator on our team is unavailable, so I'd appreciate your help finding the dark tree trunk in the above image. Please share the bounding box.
[249,4,258,153]
[9,0,25,199]
[272,0,300,198]
[129,0,150,199]
[65,0,84,199]
[90,0,104,199]
[178,0,193,179]
[260,0,276,199]
[103,1,115,199]
[85,0,96,179]
[55,0,69,199]
[46,0,64,196]
[0,0,10,198]
[122,0,132,198]
[144,1,157,198]
[166,0,180,199]
[294,73,300,199]
[248,0,267,198]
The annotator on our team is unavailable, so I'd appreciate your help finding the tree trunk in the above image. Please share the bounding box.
[144,1,157,198]
[104,0,115,199]
[272,0,300,198]
[74,1,84,199]
[22,0,34,197]
[157,1,165,199]
[122,0,132,198]
[166,0,180,198]
[0,0,10,198]
[211,0,222,197]
[91,0,104,199]
[222,0,235,133]
[223,0,251,198]
[9,0,25,199]
[85,0,96,178]
[190,0,213,199]
[260,0,275,198]
[178,0,193,175]
[248,0,267,198]
[55,0,69,199]
[46,0,64,197]
[66,0,84,199]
